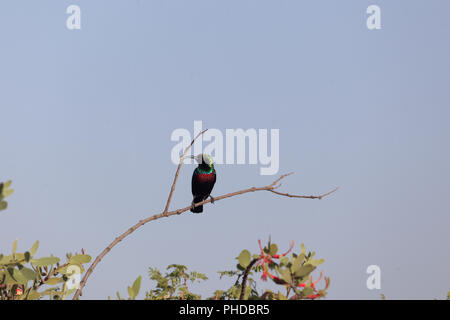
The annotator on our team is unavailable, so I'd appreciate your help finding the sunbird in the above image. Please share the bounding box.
[190,153,216,213]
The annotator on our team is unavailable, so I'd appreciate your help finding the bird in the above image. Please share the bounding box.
[190,153,216,213]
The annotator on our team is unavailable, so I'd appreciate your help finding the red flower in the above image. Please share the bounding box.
[261,270,268,281]
[310,272,323,290]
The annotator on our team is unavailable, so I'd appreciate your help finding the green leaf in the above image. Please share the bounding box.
[69,254,92,264]
[29,241,39,257]
[308,258,325,267]
[3,188,14,198]
[297,253,305,264]
[0,201,7,211]
[300,243,306,255]
[19,267,37,281]
[238,250,251,269]
[280,256,289,266]
[12,239,18,255]
[15,253,25,261]
[3,180,12,189]
[294,264,315,278]
[31,256,60,267]
[291,256,302,274]
[45,277,63,285]
[12,268,29,284]
[127,286,135,299]
[281,269,292,283]
[4,269,19,284]
[0,254,11,264]
[132,276,142,297]
[269,244,278,256]
[1,181,14,198]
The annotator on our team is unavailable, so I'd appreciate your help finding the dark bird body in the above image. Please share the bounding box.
[190,154,216,213]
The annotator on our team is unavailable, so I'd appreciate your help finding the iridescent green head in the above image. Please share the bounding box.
[190,153,214,168]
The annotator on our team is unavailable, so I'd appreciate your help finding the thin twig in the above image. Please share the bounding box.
[163,129,208,213]
[269,187,339,199]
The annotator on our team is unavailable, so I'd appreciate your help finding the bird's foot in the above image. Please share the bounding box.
[191,201,196,211]
[209,195,215,204]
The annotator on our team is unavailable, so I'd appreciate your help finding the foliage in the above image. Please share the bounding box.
[146,264,208,300]
[113,265,208,300]
[112,276,142,300]
[213,239,330,300]
[0,240,92,300]
[3,180,448,300]
[122,240,330,300]
[0,180,14,212]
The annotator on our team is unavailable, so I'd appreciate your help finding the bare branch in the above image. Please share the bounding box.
[72,160,337,299]
[269,186,339,199]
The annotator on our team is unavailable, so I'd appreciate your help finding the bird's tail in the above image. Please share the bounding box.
[191,196,204,213]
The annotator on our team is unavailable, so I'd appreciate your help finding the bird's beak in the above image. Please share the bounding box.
[190,155,198,163]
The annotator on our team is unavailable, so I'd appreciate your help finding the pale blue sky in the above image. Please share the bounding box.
[1,0,449,299]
